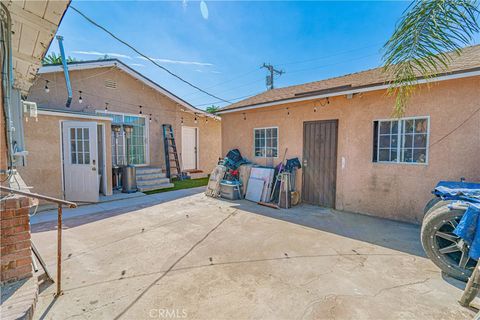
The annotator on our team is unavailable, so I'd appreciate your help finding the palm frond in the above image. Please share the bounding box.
[383,0,479,116]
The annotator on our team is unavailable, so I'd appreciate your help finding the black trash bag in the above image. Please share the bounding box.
[285,157,301,172]
[226,149,243,163]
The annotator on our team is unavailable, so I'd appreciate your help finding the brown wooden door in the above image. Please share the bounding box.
[302,120,338,207]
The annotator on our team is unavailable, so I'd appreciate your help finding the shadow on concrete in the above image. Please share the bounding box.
[0,278,28,303]
[38,295,59,320]
[31,188,204,233]
[222,199,426,257]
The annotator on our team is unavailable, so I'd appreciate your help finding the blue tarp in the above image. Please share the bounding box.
[433,181,480,260]
[453,204,480,259]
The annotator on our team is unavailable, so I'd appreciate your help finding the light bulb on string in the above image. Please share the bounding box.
[149,114,152,122]
[105,102,109,112]
[139,105,143,115]
[286,107,290,116]
[44,80,50,93]
[78,91,83,104]
[243,113,246,120]
[181,117,184,125]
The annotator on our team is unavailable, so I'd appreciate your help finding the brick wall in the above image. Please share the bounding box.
[1,196,33,283]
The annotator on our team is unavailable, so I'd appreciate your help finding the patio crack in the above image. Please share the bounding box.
[113,210,237,319]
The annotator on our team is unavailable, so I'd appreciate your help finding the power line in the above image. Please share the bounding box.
[69,5,230,103]
[181,43,384,98]
[276,43,383,67]
[194,92,262,107]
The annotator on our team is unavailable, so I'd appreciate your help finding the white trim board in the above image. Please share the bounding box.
[39,60,221,120]
[217,70,480,114]
[38,110,112,121]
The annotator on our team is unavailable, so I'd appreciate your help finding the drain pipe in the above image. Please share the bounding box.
[1,3,14,174]
[56,36,72,108]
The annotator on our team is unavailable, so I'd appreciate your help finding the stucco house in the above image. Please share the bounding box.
[218,44,480,224]
[20,59,221,202]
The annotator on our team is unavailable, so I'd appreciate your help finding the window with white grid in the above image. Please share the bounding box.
[96,112,148,165]
[254,127,278,158]
[373,117,429,164]
[70,127,90,165]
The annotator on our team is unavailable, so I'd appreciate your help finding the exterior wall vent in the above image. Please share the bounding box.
[104,79,117,89]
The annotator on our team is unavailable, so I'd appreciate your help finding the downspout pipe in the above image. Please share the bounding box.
[1,3,14,173]
[56,36,72,108]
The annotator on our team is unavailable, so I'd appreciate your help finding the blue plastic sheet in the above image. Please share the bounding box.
[453,203,480,260]
[433,181,480,260]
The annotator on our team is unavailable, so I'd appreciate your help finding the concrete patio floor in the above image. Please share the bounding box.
[30,188,474,319]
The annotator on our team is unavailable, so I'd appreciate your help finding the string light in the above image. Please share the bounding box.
[149,113,152,122]
[44,80,50,93]
[181,117,184,125]
[243,113,246,120]
[139,105,143,115]
[105,102,109,112]
[78,91,83,104]
[205,117,208,123]
[314,106,317,112]
[286,107,290,116]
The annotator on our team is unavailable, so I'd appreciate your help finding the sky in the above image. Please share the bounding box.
[46,1,472,110]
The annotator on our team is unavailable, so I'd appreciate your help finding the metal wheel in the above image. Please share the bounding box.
[433,216,472,270]
[421,205,476,281]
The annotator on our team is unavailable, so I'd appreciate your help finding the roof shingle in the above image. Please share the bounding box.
[221,44,480,112]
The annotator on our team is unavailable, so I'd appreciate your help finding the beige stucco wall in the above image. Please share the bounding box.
[17,113,113,201]
[221,77,480,223]
[27,66,221,174]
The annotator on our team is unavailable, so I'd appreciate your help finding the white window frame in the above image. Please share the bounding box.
[253,126,279,158]
[95,110,150,166]
[374,116,430,165]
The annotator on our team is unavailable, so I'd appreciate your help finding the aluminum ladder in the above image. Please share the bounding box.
[162,124,184,180]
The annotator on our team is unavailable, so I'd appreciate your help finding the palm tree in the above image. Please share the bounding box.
[383,0,479,115]
[206,105,220,114]
[42,52,78,65]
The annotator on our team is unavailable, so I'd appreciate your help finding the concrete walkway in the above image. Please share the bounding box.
[31,190,474,319]
[30,187,205,225]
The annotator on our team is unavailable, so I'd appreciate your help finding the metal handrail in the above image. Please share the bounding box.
[0,186,76,208]
[0,185,77,296]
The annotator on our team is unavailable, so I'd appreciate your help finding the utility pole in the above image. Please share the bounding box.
[261,63,284,90]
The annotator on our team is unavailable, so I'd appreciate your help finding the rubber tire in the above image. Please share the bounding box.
[423,197,442,215]
[421,205,470,282]
[423,199,453,218]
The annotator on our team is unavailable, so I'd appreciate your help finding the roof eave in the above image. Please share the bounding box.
[38,59,221,120]
[217,68,480,115]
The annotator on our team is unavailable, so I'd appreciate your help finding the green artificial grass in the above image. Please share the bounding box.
[144,177,209,195]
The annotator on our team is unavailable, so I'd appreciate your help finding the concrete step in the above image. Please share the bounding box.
[136,167,163,174]
[137,183,174,192]
[137,177,171,187]
[136,172,167,180]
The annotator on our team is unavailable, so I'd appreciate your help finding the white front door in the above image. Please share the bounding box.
[62,121,99,202]
[181,126,198,170]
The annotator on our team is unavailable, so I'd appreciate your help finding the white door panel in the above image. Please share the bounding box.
[182,127,197,170]
[62,121,99,202]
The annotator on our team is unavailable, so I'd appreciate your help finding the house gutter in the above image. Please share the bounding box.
[217,69,480,115]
